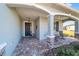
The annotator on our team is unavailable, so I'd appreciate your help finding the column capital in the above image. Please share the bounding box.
[48,14,55,17]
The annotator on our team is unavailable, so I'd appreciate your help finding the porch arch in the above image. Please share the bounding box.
[53,13,79,20]
[53,13,79,38]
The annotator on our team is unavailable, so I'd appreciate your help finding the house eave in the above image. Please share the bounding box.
[57,3,79,15]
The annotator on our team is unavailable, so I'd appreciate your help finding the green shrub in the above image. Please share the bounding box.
[57,48,75,56]
[73,45,79,51]
[56,45,79,56]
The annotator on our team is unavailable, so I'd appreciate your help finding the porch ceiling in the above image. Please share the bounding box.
[15,7,48,20]
[7,4,49,20]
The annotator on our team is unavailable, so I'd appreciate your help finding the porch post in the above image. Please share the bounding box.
[47,14,55,46]
[75,20,79,38]
[48,14,55,36]
[59,20,63,32]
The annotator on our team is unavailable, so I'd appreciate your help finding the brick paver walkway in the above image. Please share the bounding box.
[12,37,79,56]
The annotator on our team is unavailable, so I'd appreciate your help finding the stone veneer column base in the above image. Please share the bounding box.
[47,35,55,48]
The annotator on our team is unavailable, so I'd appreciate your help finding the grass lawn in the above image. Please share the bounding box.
[63,30,75,37]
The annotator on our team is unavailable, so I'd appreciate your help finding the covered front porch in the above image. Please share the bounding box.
[8,4,79,56]
[7,3,79,41]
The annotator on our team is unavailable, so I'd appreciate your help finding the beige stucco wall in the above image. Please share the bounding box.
[39,16,48,40]
[31,20,35,36]
[0,4,21,55]
[33,18,40,39]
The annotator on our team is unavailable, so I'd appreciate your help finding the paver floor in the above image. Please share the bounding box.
[12,37,49,56]
[12,37,79,56]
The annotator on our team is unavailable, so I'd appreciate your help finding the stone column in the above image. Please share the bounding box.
[59,20,63,32]
[48,14,55,36]
[75,20,79,38]
[47,14,55,47]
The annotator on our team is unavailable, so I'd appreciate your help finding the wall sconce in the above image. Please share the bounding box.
[24,17,31,22]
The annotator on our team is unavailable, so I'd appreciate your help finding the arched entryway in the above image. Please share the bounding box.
[54,14,79,38]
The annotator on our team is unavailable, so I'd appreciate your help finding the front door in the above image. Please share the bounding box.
[25,23,31,36]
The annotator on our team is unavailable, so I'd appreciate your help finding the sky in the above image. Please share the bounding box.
[71,3,79,10]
